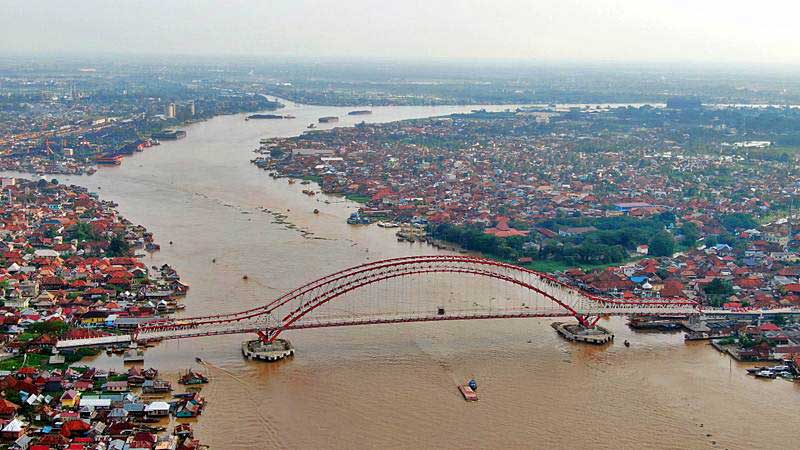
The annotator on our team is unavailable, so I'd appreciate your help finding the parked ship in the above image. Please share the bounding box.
[96,155,123,165]
[318,116,339,123]
[347,212,371,225]
[348,110,372,116]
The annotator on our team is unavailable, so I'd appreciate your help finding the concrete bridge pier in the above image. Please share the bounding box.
[242,338,295,362]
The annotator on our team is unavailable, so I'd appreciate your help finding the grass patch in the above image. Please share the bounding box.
[521,259,624,273]
[17,332,40,342]
[345,193,372,204]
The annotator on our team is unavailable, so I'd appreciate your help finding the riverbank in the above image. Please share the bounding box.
[0,177,208,448]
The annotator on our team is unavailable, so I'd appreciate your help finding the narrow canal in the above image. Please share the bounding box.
[24,101,800,449]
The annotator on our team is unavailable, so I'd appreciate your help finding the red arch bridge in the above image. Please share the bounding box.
[57,256,701,349]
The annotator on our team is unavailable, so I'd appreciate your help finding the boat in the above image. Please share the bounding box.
[458,384,478,401]
[348,110,372,116]
[376,221,399,228]
[173,392,197,399]
[96,155,123,165]
[313,209,319,214]
[174,423,194,439]
[179,369,209,385]
[624,340,630,347]
[347,212,371,225]
[302,189,315,196]
[307,123,316,129]
[195,357,203,364]
[754,370,777,379]
[246,114,287,120]
[318,116,339,123]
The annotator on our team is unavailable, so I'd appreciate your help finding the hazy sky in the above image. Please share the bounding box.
[3,0,799,64]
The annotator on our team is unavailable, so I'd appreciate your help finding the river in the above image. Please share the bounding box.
[20,100,800,449]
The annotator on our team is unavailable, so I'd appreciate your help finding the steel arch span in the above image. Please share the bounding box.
[130,256,700,344]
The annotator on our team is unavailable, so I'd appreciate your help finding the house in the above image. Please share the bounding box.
[79,310,109,326]
[1,418,25,440]
[60,389,80,408]
[0,399,19,419]
[144,401,170,417]
[101,381,128,392]
[10,434,34,450]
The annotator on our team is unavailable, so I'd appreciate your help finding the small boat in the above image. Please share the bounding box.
[313,209,319,214]
[242,275,249,280]
[307,123,316,129]
[755,370,777,379]
[173,392,197,399]
[458,384,478,401]
[624,340,630,347]
[195,357,203,364]
[174,423,194,439]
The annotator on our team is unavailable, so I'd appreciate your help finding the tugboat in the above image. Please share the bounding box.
[459,381,479,401]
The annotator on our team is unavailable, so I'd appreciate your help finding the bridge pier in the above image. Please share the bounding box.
[242,338,295,362]
[552,322,614,344]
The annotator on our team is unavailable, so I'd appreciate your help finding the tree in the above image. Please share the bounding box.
[29,320,69,336]
[648,231,675,257]
[680,222,700,247]
[72,222,98,242]
[720,213,758,232]
[107,235,130,257]
[703,278,734,308]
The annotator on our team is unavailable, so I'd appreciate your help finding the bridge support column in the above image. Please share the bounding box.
[575,315,601,328]
[257,328,282,344]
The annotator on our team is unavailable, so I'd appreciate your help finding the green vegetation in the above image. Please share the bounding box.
[72,222,99,242]
[648,231,676,257]
[107,235,131,257]
[345,193,372,204]
[720,213,759,232]
[431,215,673,272]
[703,278,734,307]
[28,320,69,336]
[717,337,737,346]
